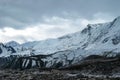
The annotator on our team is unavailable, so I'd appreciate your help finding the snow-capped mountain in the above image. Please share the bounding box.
[5,41,25,53]
[1,16,120,69]
[15,16,120,56]
[2,16,120,56]
[0,43,16,57]
[5,41,20,47]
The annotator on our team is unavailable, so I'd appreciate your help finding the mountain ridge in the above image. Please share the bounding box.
[0,16,120,70]
[0,16,120,68]
[2,16,120,56]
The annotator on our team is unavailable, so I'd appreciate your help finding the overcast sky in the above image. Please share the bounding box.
[0,0,120,43]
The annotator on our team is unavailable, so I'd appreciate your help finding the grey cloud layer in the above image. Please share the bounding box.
[0,0,120,29]
[0,0,120,43]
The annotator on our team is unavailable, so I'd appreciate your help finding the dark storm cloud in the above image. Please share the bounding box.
[0,0,120,29]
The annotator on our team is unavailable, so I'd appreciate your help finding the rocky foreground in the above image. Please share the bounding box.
[0,55,120,80]
[0,54,120,80]
[0,69,119,80]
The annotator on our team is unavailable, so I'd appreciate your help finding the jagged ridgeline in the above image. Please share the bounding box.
[1,17,120,71]
[0,55,50,70]
[0,53,120,75]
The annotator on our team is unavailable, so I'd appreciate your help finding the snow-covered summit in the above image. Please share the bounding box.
[6,41,20,47]
[2,16,120,57]
[0,43,16,57]
[1,16,120,69]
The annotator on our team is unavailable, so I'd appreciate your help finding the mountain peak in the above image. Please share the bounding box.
[6,41,20,47]
[0,43,4,46]
[115,16,120,20]
[112,16,120,24]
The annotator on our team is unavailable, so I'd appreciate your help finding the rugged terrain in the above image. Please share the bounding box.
[0,54,120,80]
[0,17,120,79]
[0,69,119,80]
